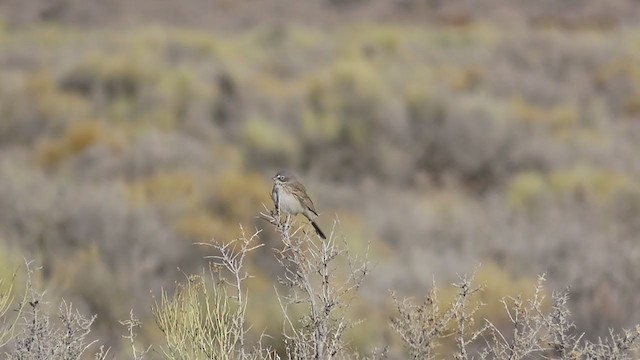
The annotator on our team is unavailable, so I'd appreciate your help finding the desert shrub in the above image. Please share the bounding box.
[0,72,90,147]
[303,58,385,141]
[176,211,225,244]
[547,166,633,203]
[8,300,98,360]
[0,264,24,350]
[153,272,240,359]
[210,171,271,219]
[57,34,224,134]
[0,220,639,359]
[408,91,542,190]
[610,186,640,237]
[124,166,271,243]
[0,159,194,338]
[488,30,617,107]
[50,246,130,330]
[507,171,549,209]
[593,54,640,117]
[391,273,640,360]
[60,51,159,101]
[507,166,634,209]
[153,215,373,358]
[4,264,105,360]
[300,58,399,180]
[153,228,276,359]
[443,263,540,330]
[298,57,428,181]
[242,116,301,166]
[34,120,124,169]
[118,131,215,180]
[476,198,640,339]
[126,170,202,209]
[511,98,579,134]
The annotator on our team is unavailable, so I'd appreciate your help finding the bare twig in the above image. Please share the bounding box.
[262,209,369,360]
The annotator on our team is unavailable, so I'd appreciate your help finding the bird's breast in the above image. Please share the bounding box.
[274,184,305,215]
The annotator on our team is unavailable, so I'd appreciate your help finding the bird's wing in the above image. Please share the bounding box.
[271,184,279,210]
[290,181,319,216]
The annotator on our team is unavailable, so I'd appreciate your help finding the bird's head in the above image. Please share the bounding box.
[273,170,295,184]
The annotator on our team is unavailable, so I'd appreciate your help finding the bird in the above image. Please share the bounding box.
[271,170,327,239]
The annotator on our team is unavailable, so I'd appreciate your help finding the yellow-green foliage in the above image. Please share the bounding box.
[65,51,159,98]
[337,25,407,60]
[472,263,542,324]
[175,211,221,243]
[508,171,549,209]
[51,245,129,328]
[35,120,124,168]
[131,170,268,241]
[242,117,300,162]
[512,98,579,133]
[0,244,24,293]
[0,244,26,348]
[593,54,640,115]
[303,58,386,145]
[433,262,541,356]
[127,171,202,208]
[549,166,632,201]
[54,27,250,131]
[26,71,90,119]
[508,166,634,208]
[159,68,215,108]
[435,64,484,91]
[0,72,90,136]
[0,277,20,348]
[438,262,540,327]
[194,170,270,241]
[242,274,286,349]
[152,272,239,359]
[127,171,216,242]
[210,170,271,221]
[126,169,271,242]
[0,277,14,347]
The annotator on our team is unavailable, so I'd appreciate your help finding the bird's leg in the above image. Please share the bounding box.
[283,214,292,233]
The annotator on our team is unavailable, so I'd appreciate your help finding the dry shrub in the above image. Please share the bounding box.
[4,264,106,360]
[391,273,640,360]
[152,272,240,359]
[408,91,547,190]
[34,120,123,168]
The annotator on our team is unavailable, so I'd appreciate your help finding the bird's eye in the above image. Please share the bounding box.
[278,175,285,180]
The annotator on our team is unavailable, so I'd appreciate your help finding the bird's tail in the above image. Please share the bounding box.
[310,220,327,240]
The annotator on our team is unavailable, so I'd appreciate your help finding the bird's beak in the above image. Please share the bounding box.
[272,175,277,181]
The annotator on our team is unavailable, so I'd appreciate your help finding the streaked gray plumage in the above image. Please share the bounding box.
[272,170,326,239]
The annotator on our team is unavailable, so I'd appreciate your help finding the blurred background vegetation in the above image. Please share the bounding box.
[1,0,640,357]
